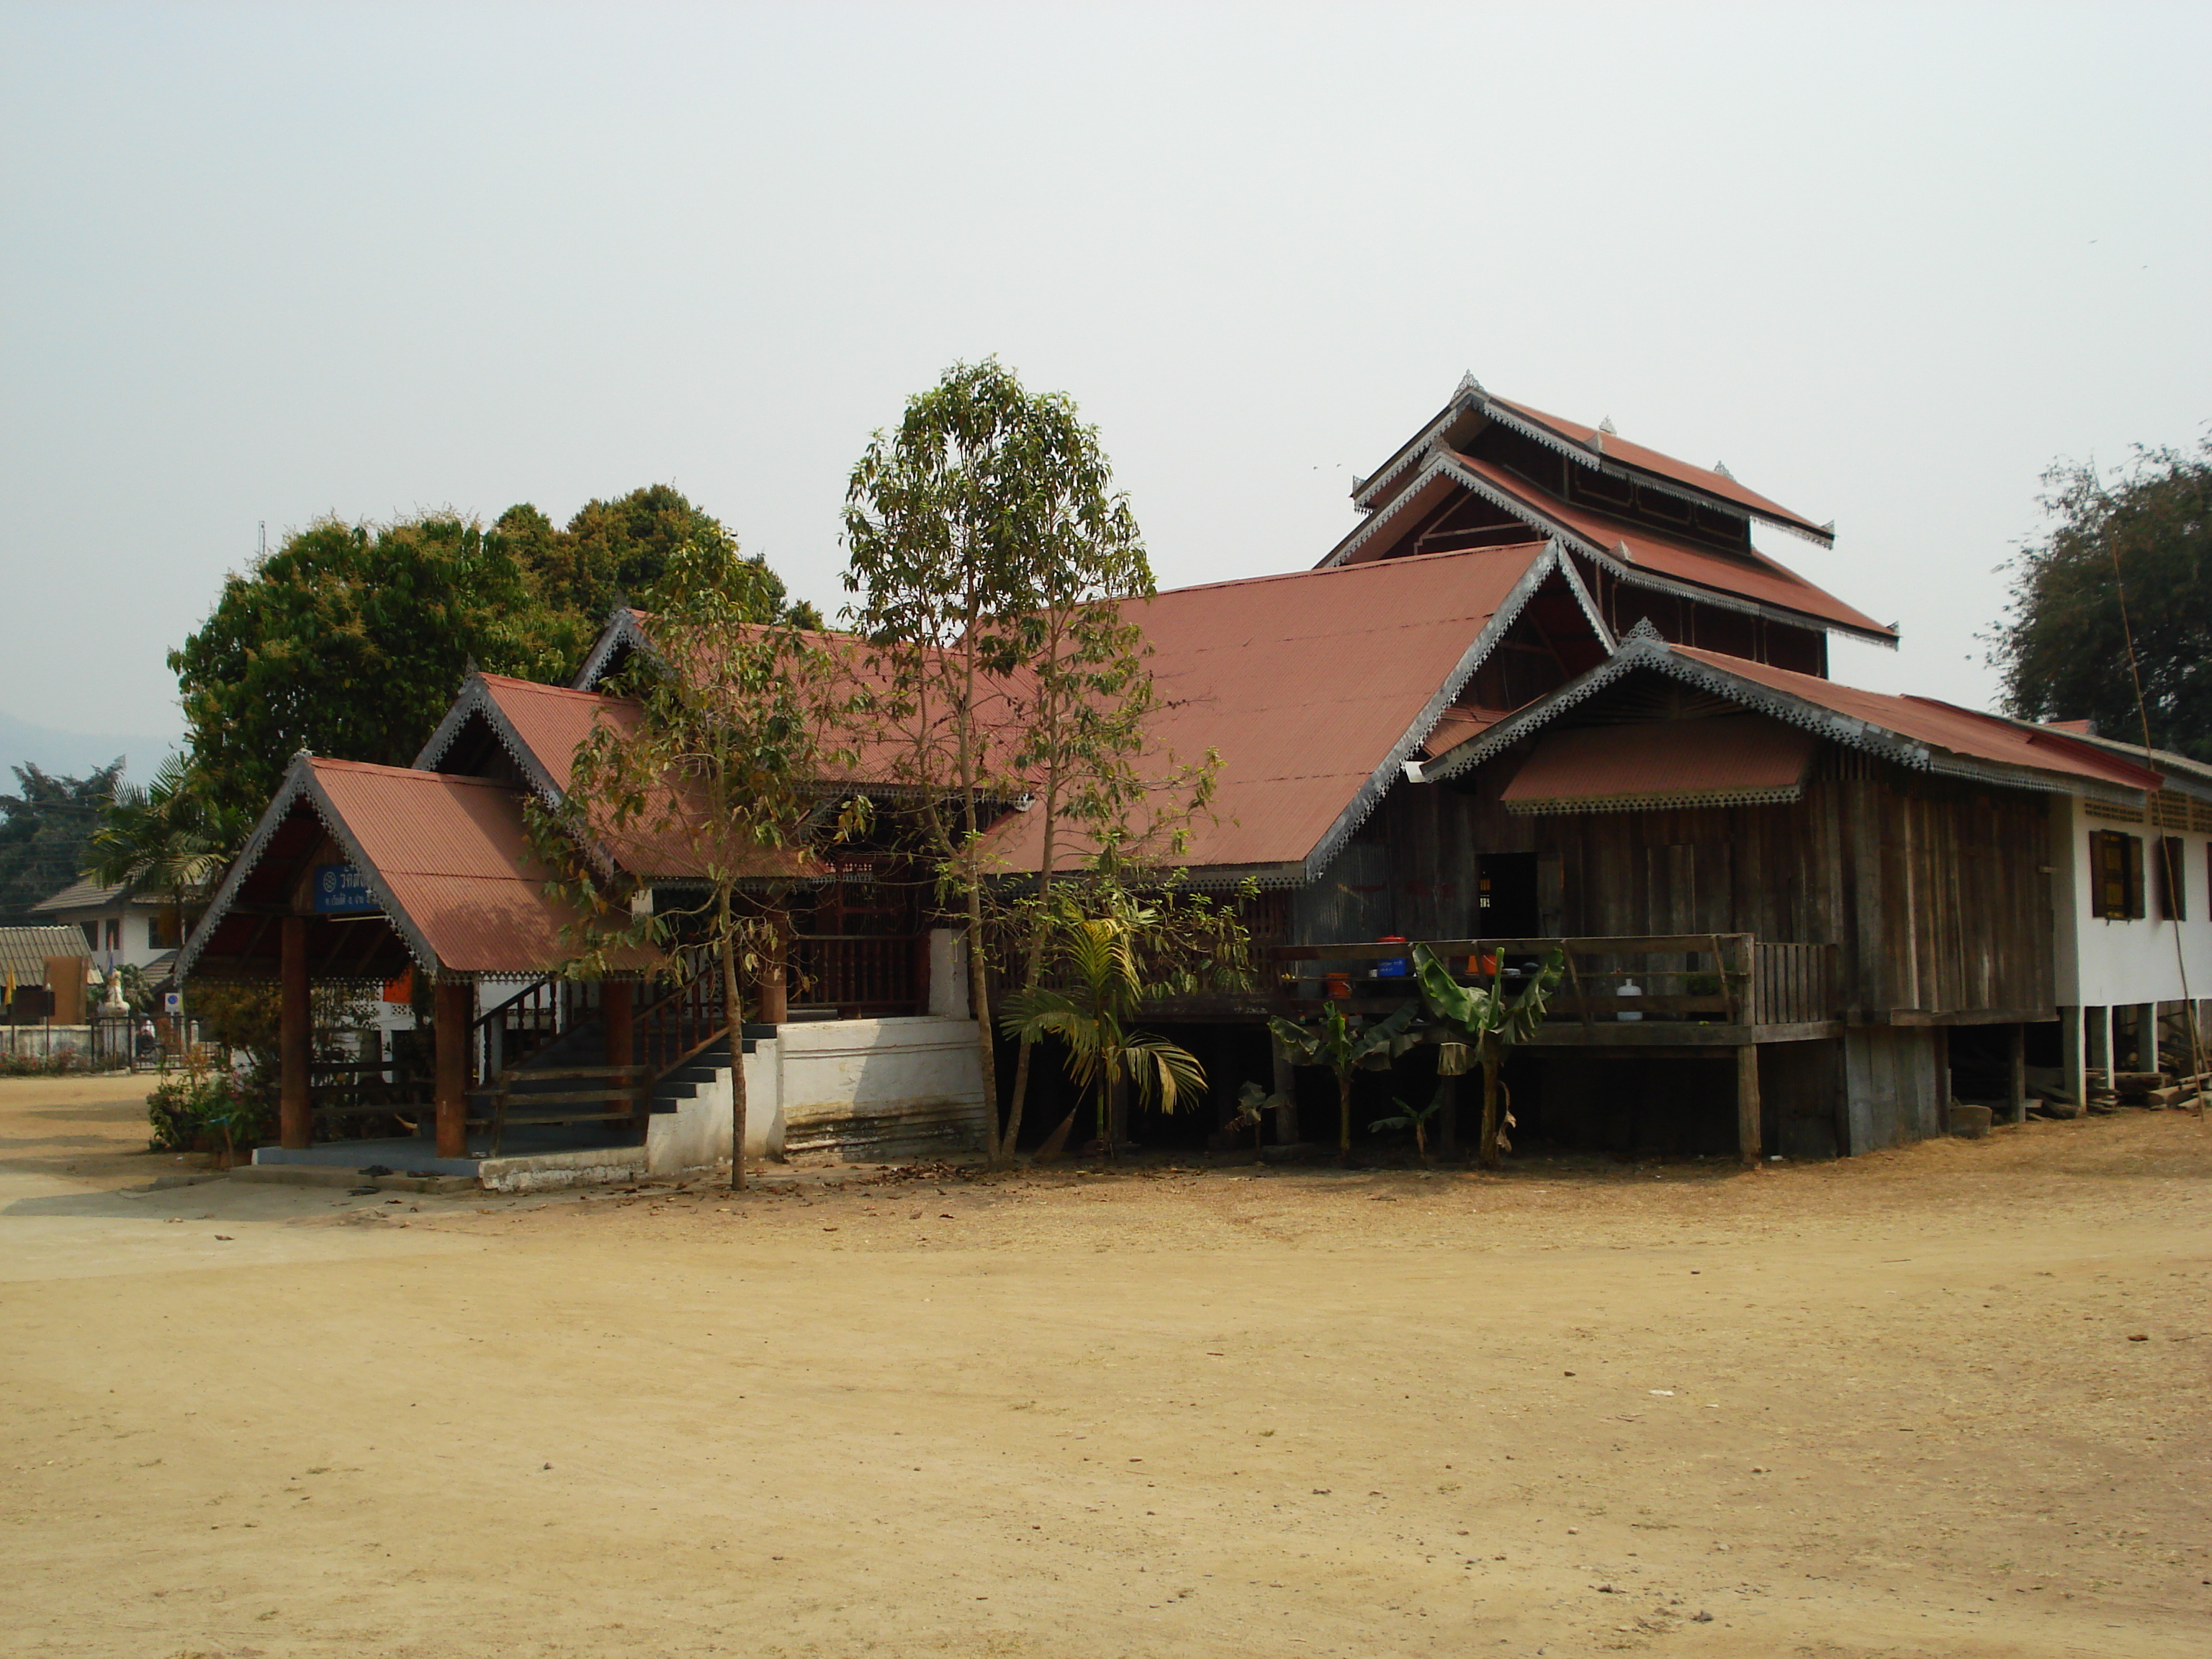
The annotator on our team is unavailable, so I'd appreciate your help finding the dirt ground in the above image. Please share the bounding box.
[1,1074,2207,1658]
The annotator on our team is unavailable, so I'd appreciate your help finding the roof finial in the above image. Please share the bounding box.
[1713,459,1735,480]
[1624,616,1665,644]
[1599,415,1619,436]
[1454,370,1486,402]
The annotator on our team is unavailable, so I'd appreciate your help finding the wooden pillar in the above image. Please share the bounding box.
[1270,1040,1298,1146]
[603,981,636,1134]
[1736,1042,1762,1167]
[1435,1067,1460,1158]
[2062,1007,2085,1112]
[2008,1022,2028,1125]
[279,914,311,1150]
[434,979,472,1159]
[757,912,788,1026]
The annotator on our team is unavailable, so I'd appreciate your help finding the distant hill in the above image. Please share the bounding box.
[0,708,181,787]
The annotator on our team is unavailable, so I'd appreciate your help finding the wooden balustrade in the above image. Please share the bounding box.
[1265,934,1840,1035]
[790,934,920,1017]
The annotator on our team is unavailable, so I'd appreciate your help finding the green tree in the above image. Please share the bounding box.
[1411,944,1565,1170]
[1992,436,2212,759]
[842,359,1165,1165]
[0,760,121,920]
[997,886,1208,1156]
[171,513,559,822]
[84,753,251,954]
[498,485,823,634]
[1267,1000,1421,1163]
[534,534,856,1192]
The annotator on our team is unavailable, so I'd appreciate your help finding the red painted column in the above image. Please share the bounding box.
[757,912,788,1025]
[279,915,311,1149]
[435,979,472,1159]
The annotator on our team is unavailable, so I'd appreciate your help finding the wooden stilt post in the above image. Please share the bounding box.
[279,914,310,1149]
[435,979,471,1159]
[1270,1040,1297,1146]
[2062,1007,2084,1113]
[1736,1042,1762,1167]
[2008,1022,2028,1125]
[603,981,637,1137]
[1435,1068,1460,1159]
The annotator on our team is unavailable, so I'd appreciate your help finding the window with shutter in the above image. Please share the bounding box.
[2091,830,2146,921]
[2157,836,2188,920]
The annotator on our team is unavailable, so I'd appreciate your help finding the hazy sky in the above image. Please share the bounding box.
[3,1,2206,768]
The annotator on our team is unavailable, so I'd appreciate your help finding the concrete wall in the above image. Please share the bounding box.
[778,1015,989,1161]
[1842,1027,1943,1154]
[639,1015,988,1176]
[644,1038,785,1175]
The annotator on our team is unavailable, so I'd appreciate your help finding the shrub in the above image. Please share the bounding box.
[146,1069,269,1154]
[0,1050,91,1078]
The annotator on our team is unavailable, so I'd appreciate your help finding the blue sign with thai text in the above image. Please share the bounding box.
[313,863,378,914]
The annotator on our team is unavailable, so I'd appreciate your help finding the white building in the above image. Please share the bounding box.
[29,878,186,980]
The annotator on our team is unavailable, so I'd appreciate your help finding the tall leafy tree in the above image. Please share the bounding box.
[171,513,559,822]
[0,761,121,920]
[1992,436,2212,759]
[534,534,856,1192]
[842,359,1164,1164]
[497,485,822,633]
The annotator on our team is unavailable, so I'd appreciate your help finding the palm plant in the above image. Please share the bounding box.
[1410,943,1566,1170]
[1267,999,1421,1163]
[997,889,1207,1157]
[84,754,247,958]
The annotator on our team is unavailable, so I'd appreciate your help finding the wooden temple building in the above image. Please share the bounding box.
[180,375,2212,1177]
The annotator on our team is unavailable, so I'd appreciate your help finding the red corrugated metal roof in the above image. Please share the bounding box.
[1446,451,1893,639]
[308,759,620,974]
[1490,395,1828,538]
[985,544,1548,874]
[475,675,632,795]
[1500,716,1815,812]
[470,674,828,884]
[1671,647,2164,792]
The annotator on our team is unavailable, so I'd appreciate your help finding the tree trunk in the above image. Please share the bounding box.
[999,770,1060,1169]
[964,883,996,1158]
[1336,1071,1353,1163]
[721,892,748,1192]
[1478,1044,1503,1171]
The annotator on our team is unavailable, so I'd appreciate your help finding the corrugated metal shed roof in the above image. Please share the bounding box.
[1674,648,2163,792]
[181,756,662,982]
[0,925,90,981]
[1500,716,1816,814]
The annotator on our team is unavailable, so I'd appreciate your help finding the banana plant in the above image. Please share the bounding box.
[1230,1080,1285,1153]
[1267,999,1421,1162]
[1368,1085,1447,1167]
[1411,943,1566,1170]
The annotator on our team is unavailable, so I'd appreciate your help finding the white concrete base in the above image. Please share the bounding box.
[482,1016,988,1187]
[777,1015,989,1161]
[643,1038,785,1177]
[479,1146,649,1193]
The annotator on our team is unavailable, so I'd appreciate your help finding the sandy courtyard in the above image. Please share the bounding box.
[1,1074,2206,1658]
